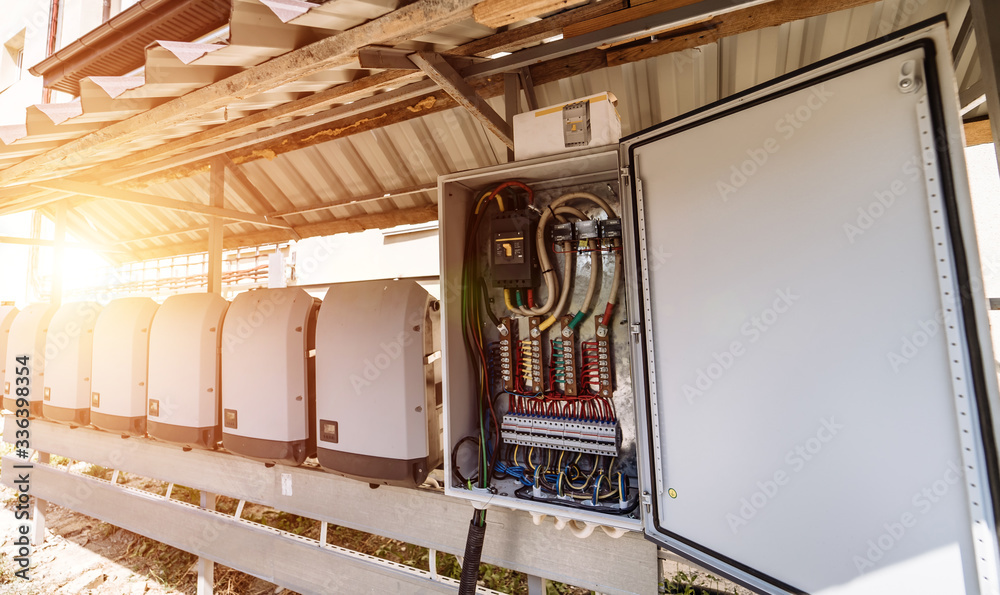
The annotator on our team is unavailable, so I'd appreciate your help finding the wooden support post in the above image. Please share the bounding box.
[410,52,514,149]
[197,491,217,595]
[519,67,539,111]
[970,0,1000,173]
[31,452,49,546]
[504,72,520,161]
[208,159,224,295]
[527,574,546,595]
[50,203,66,306]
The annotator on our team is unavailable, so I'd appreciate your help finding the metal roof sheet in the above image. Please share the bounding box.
[0,0,987,262]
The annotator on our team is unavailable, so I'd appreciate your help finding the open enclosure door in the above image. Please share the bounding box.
[622,19,1000,595]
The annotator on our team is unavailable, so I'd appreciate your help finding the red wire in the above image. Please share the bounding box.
[488,181,534,205]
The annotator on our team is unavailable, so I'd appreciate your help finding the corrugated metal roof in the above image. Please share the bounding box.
[28,0,232,96]
[0,0,988,261]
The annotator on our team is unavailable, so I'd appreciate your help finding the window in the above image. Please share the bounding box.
[0,29,25,93]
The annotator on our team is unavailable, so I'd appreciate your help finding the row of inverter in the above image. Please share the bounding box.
[0,280,442,488]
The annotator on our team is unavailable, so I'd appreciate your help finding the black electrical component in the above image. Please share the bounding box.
[575,219,600,240]
[600,218,622,239]
[490,210,539,288]
[552,222,574,243]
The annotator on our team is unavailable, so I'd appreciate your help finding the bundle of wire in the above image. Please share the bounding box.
[494,444,638,514]
[457,181,532,595]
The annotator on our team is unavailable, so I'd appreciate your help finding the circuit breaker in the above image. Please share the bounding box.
[490,211,538,288]
[221,288,319,466]
[147,294,229,449]
[90,298,159,436]
[315,280,442,487]
[43,302,102,426]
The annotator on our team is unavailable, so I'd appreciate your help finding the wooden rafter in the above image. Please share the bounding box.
[473,0,588,28]
[29,180,294,229]
[0,0,484,188]
[966,118,994,146]
[0,235,124,252]
[125,0,889,183]
[135,205,440,261]
[410,52,514,149]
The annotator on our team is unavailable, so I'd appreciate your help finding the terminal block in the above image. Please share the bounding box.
[523,316,544,393]
[552,222,575,243]
[499,318,516,392]
[557,316,578,396]
[501,413,618,456]
[595,317,612,398]
[599,218,622,240]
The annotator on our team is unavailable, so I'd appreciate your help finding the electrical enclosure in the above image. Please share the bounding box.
[147,293,229,449]
[42,302,102,426]
[2,304,56,416]
[440,20,1000,595]
[90,298,159,436]
[221,287,319,466]
[315,280,442,487]
[440,148,641,531]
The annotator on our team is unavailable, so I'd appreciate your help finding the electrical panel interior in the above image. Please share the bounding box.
[440,149,639,525]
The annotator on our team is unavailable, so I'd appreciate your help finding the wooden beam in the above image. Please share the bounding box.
[970,0,1000,170]
[0,0,483,188]
[208,158,224,294]
[0,1,626,211]
[602,0,881,67]
[135,206,439,261]
[966,118,994,146]
[116,184,436,245]
[121,0,869,179]
[564,0,704,38]
[219,155,301,241]
[0,190,73,217]
[474,0,588,28]
[0,236,124,252]
[80,1,624,185]
[519,67,539,111]
[269,183,437,218]
[30,180,294,229]
[504,72,520,160]
[410,51,514,149]
[51,203,67,306]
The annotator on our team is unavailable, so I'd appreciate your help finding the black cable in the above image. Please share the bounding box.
[479,277,500,326]
[458,515,487,595]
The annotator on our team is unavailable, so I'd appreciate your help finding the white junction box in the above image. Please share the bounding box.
[221,287,320,466]
[90,298,159,436]
[147,293,229,450]
[2,304,56,416]
[513,92,621,161]
[315,279,442,487]
[441,21,1000,595]
[42,302,102,426]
